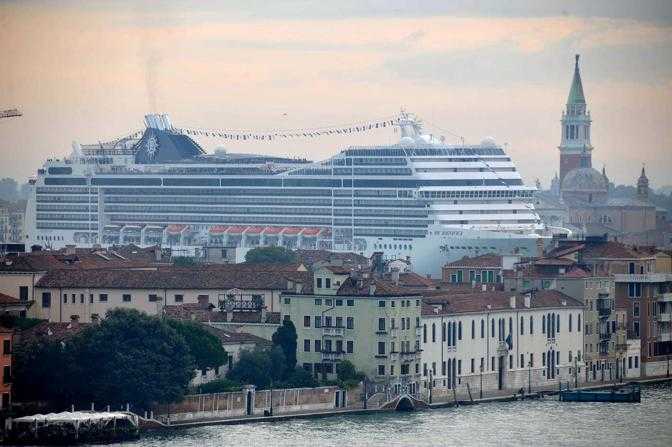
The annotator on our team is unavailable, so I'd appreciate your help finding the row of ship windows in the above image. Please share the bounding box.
[287,168,413,176]
[419,190,533,199]
[87,214,432,227]
[97,205,429,217]
[437,219,538,225]
[373,243,413,251]
[343,148,505,157]
[43,177,523,188]
[37,223,98,230]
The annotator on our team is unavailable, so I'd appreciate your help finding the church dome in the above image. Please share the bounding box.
[561,167,608,193]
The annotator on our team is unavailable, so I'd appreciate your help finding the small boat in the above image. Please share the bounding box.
[559,383,641,403]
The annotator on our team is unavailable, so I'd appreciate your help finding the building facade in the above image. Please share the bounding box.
[420,290,584,396]
[281,276,422,394]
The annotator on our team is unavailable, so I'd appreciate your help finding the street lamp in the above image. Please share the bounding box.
[527,360,532,395]
[479,364,484,399]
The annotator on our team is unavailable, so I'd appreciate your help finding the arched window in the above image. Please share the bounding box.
[542,315,546,334]
[508,317,513,336]
[480,319,485,338]
[520,316,524,335]
[423,324,427,344]
[458,321,462,341]
[578,314,581,331]
[453,322,458,345]
[556,314,560,333]
[442,322,446,342]
[569,314,573,332]
[432,323,436,343]
[530,316,534,334]
[471,320,475,339]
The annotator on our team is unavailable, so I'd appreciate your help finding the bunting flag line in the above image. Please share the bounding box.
[171,116,401,142]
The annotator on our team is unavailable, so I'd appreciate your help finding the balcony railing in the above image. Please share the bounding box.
[321,351,345,362]
[656,313,672,323]
[658,292,672,303]
[614,273,672,283]
[323,327,345,337]
[658,332,672,342]
[599,331,611,341]
[597,306,611,318]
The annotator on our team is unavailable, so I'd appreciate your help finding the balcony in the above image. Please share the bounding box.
[321,351,344,362]
[614,273,672,283]
[657,313,672,323]
[659,332,672,342]
[323,327,345,337]
[597,306,611,318]
[400,350,422,361]
[658,293,672,303]
[599,331,611,342]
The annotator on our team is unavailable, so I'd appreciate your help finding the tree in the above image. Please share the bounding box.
[67,309,195,409]
[336,360,365,389]
[244,246,297,264]
[172,256,196,267]
[0,178,18,202]
[227,346,286,389]
[167,319,227,371]
[282,368,317,389]
[272,319,297,375]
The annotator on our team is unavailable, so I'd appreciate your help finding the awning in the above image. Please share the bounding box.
[208,225,229,234]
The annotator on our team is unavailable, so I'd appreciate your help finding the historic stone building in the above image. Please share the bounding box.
[535,55,669,246]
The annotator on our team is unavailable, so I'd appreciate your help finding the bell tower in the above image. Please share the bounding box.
[559,55,593,184]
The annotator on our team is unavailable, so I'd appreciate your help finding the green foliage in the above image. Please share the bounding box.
[195,378,241,394]
[271,319,297,376]
[280,368,317,389]
[173,256,196,267]
[226,346,286,389]
[244,246,297,264]
[0,314,43,330]
[13,309,198,410]
[336,360,365,389]
[12,338,75,404]
[167,319,227,371]
[66,309,196,409]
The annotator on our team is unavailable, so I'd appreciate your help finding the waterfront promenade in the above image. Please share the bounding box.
[146,376,672,429]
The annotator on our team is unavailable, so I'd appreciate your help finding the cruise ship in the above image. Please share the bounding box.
[25,112,545,276]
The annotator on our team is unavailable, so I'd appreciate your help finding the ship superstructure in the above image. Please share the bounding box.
[25,113,543,276]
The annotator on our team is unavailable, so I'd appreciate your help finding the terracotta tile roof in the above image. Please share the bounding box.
[335,276,419,297]
[545,244,585,259]
[204,326,271,345]
[165,303,281,324]
[36,264,311,291]
[422,289,582,316]
[0,292,20,304]
[0,245,168,272]
[444,254,502,269]
[323,265,352,275]
[294,249,369,268]
[532,257,576,266]
[385,272,437,289]
[580,241,654,260]
[18,320,89,344]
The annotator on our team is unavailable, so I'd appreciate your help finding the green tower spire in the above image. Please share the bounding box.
[567,54,586,105]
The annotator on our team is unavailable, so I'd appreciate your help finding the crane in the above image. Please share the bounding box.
[0,108,22,119]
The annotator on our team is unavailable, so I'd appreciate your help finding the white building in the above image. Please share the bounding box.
[420,289,584,397]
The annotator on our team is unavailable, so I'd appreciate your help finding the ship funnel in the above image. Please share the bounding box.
[144,114,173,131]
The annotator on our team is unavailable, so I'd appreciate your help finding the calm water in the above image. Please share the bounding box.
[112,383,672,447]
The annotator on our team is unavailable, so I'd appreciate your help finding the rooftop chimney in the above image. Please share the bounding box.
[481,284,487,292]
[391,270,400,285]
[524,294,531,308]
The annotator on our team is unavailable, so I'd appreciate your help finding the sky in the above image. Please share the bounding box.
[1,0,671,188]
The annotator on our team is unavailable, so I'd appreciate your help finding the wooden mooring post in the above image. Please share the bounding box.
[466,383,473,403]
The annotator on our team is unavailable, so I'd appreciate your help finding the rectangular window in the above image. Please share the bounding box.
[347,340,353,353]
[316,278,323,288]
[3,340,11,355]
[458,359,462,375]
[378,300,385,308]
[347,299,354,306]
[314,316,322,328]
[314,298,322,306]
[122,294,131,302]
[303,316,311,327]
[284,297,291,304]
[491,356,495,371]
[335,299,343,306]
[520,354,524,368]
[324,316,332,327]
[19,286,28,301]
[174,294,183,303]
[2,366,10,384]
[304,339,310,352]
[378,342,386,355]
[63,294,67,304]
[80,293,84,304]
[470,358,475,373]
[634,357,639,368]
[148,294,159,302]
[336,317,343,328]
[346,317,354,329]
[530,353,534,367]
[315,339,321,352]
[41,292,51,308]
[378,318,386,331]
[325,278,331,288]
[378,365,385,376]
[98,293,108,302]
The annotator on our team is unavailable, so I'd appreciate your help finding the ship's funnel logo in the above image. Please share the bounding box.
[145,135,159,160]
